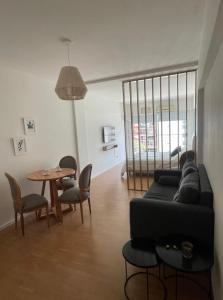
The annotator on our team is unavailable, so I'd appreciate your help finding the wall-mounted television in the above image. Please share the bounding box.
[103,126,115,143]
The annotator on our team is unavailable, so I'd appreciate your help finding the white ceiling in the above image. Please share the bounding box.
[0,0,204,81]
[86,71,197,104]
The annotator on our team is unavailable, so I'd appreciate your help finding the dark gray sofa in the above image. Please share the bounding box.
[130,164,214,250]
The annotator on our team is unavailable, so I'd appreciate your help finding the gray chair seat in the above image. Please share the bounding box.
[58,186,89,204]
[57,164,92,224]
[56,178,76,190]
[5,172,50,236]
[22,194,48,212]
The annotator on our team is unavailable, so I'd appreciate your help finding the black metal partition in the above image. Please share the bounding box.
[122,70,197,191]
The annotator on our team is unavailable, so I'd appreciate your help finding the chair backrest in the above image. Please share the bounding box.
[79,164,92,192]
[5,173,22,211]
[59,156,77,179]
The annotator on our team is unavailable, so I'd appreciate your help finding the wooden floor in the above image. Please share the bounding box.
[0,164,209,300]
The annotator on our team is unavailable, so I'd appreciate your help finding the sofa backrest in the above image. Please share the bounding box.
[198,164,213,208]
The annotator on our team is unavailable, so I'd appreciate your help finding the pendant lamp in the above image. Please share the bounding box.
[55,38,87,100]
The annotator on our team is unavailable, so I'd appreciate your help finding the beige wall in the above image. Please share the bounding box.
[84,97,125,177]
[0,66,76,228]
[73,83,125,177]
[203,40,223,299]
[198,0,221,87]
[199,1,223,299]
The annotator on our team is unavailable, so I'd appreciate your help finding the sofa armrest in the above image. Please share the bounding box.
[130,198,214,249]
[154,169,182,182]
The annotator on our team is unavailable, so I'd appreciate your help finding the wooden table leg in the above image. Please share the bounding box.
[50,180,63,223]
[49,181,55,207]
[41,181,46,196]
[38,180,73,222]
[37,181,47,219]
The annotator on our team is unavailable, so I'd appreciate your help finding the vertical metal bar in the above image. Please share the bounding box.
[186,72,188,154]
[177,74,180,169]
[160,77,163,168]
[152,78,156,171]
[194,70,197,164]
[122,82,130,189]
[129,81,136,190]
[136,80,143,191]
[122,69,197,190]
[144,79,150,189]
[122,68,197,83]
[168,76,171,169]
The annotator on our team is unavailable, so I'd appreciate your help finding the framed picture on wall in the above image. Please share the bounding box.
[23,118,36,135]
[12,137,27,156]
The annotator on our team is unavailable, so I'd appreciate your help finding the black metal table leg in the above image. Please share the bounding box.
[125,260,128,281]
[124,261,167,300]
[122,241,167,300]
[209,271,212,300]
[163,266,212,300]
[175,269,178,300]
[146,268,149,300]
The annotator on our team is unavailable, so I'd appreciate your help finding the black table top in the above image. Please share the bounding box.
[122,240,158,268]
[156,237,213,273]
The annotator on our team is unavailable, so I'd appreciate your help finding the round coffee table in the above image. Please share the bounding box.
[122,240,167,300]
[156,236,213,300]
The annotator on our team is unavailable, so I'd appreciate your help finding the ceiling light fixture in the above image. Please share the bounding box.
[55,38,87,100]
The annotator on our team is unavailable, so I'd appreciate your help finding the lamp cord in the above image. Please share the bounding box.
[67,42,71,66]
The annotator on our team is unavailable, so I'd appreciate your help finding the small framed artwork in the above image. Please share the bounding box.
[23,118,36,135]
[12,137,27,156]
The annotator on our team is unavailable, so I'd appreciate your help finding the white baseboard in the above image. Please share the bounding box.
[0,218,14,231]
[0,213,31,232]
[91,161,123,179]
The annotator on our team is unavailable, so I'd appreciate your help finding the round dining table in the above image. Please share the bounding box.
[26,168,75,221]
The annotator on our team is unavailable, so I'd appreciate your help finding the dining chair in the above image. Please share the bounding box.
[58,164,92,223]
[5,173,49,236]
[56,156,78,191]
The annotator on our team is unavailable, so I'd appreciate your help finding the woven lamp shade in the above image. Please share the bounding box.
[55,66,87,100]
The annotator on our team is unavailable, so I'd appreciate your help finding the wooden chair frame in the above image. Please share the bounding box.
[5,173,49,236]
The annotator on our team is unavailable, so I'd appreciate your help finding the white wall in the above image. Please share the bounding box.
[73,82,125,178]
[73,101,90,172]
[202,41,223,300]
[0,66,76,228]
[198,0,221,86]
[199,1,223,299]
[84,98,125,177]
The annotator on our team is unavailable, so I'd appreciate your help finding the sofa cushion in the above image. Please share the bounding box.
[173,190,180,202]
[158,175,181,187]
[182,160,198,178]
[143,182,178,202]
[198,164,213,208]
[154,169,182,182]
[176,172,200,204]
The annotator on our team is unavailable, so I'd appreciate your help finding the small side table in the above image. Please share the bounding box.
[156,236,213,300]
[122,240,167,300]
